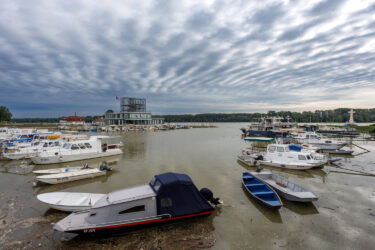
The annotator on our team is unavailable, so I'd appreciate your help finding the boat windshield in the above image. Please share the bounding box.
[63,143,71,149]
[277,147,284,152]
[285,147,290,152]
[268,146,276,153]
[84,143,92,148]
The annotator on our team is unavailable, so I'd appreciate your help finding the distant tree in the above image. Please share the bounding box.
[0,106,12,122]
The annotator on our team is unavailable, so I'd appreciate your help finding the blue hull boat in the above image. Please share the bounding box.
[242,172,282,209]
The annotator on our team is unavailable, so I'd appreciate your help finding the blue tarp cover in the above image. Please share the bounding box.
[289,144,302,152]
[150,172,214,217]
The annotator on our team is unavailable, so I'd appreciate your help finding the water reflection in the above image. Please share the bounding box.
[282,200,319,215]
[0,160,35,175]
[241,185,283,224]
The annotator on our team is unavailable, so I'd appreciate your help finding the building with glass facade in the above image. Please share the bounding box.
[104,97,164,125]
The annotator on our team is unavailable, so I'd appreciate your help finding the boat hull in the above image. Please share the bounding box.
[260,161,316,170]
[36,171,106,184]
[31,150,122,165]
[57,211,214,235]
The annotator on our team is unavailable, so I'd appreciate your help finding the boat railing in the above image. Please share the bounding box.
[67,213,173,230]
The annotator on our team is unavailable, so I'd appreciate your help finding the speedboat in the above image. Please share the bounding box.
[53,172,221,234]
[250,170,318,202]
[37,192,106,212]
[293,132,347,150]
[31,136,122,164]
[239,144,328,170]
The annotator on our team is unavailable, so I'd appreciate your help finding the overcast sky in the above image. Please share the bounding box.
[1,0,375,117]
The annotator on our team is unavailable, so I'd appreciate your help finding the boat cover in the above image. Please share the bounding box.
[150,172,214,217]
[289,144,302,152]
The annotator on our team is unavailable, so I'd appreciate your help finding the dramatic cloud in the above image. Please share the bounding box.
[0,0,374,117]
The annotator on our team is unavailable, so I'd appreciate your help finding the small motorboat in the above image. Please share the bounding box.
[250,170,318,202]
[35,168,108,185]
[321,149,354,155]
[244,137,275,142]
[242,172,282,209]
[37,192,106,212]
[33,166,86,174]
[53,172,221,234]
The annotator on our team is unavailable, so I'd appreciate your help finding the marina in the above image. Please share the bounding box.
[0,123,374,249]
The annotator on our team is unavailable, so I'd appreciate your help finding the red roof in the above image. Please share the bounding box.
[63,116,85,122]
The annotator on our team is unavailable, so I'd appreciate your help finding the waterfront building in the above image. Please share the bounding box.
[104,97,164,125]
[59,116,86,125]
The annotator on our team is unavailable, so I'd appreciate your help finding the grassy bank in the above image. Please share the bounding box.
[351,124,375,135]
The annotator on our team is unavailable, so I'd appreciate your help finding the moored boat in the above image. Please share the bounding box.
[244,137,275,142]
[33,166,89,174]
[242,172,282,209]
[53,172,221,234]
[35,168,108,184]
[293,132,347,150]
[250,170,318,202]
[37,192,106,212]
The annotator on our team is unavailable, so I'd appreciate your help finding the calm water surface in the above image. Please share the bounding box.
[1,123,375,249]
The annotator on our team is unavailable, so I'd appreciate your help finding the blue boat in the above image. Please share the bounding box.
[242,172,282,209]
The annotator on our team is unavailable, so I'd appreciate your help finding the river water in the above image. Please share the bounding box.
[0,123,374,249]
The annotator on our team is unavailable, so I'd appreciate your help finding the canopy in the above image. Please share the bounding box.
[150,172,214,217]
[289,144,302,152]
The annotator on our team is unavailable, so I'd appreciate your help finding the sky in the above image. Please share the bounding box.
[0,0,375,118]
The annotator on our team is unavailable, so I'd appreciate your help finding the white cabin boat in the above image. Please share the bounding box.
[2,140,62,160]
[250,171,318,202]
[35,168,106,184]
[294,132,347,150]
[31,136,122,164]
[37,192,105,212]
[240,144,328,170]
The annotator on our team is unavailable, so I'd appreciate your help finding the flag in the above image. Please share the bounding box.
[116,96,120,101]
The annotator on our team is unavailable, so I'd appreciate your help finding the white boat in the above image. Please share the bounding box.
[2,140,62,160]
[31,136,122,164]
[250,170,318,202]
[33,166,89,174]
[35,168,107,184]
[239,144,328,170]
[37,192,106,212]
[293,132,347,150]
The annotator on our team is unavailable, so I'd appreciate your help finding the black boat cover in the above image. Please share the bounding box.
[150,172,214,217]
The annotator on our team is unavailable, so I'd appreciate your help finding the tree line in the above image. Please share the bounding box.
[154,108,375,123]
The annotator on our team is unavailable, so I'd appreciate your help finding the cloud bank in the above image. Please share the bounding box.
[0,0,374,117]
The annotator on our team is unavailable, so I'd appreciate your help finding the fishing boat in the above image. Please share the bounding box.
[239,144,327,170]
[37,192,106,212]
[244,137,275,142]
[35,168,108,185]
[31,136,122,164]
[250,171,318,202]
[53,172,221,234]
[242,172,282,209]
[293,132,347,150]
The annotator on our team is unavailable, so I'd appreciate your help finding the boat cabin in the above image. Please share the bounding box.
[266,144,315,161]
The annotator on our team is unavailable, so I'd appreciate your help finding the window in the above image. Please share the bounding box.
[285,147,290,152]
[78,143,86,149]
[160,198,172,208]
[150,177,156,186]
[85,143,92,148]
[298,155,306,160]
[90,213,96,217]
[153,180,162,192]
[63,143,71,149]
[71,144,79,150]
[277,147,285,152]
[268,146,276,153]
[43,143,48,147]
[54,141,60,146]
[118,205,145,214]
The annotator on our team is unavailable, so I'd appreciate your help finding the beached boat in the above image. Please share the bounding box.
[242,172,282,209]
[31,136,122,164]
[244,137,275,142]
[293,132,347,150]
[37,192,106,212]
[239,144,327,170]
[35,168,107,184]
[250,171,318,202]
[53,172,221,234]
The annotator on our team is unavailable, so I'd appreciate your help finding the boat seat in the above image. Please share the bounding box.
[246,183,264,187]
[253,191,274,196]
[243,176,254,180]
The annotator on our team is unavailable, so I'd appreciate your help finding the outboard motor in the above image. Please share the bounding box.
[99,163,112,171]
[200,188,222,205]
